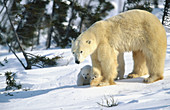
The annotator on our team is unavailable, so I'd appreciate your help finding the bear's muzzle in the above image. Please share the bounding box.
[75,60,80,64]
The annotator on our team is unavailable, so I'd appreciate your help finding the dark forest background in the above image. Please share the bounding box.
[0,0,169,51]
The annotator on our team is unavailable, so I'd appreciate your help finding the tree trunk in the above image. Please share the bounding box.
[46,0,55,49]
[78,0,92,33]
[37,28,40,45]
[153,0,158,8]
[162,0,170,26]
[65,0,77,39]
[79,17,84,33]
[46,26,53,49]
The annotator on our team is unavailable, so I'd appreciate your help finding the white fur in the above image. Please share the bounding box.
[72,9,167,87]
[77,65,92,86]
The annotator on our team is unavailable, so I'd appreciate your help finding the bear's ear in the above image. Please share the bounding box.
[86,40,91,44]
[71,40,74,44]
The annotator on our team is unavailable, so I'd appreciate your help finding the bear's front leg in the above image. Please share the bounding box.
[90,51,103,87]
[97,44,118,86]
[90,69,103,87]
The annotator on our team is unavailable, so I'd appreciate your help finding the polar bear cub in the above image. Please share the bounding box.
[77,65,92,86]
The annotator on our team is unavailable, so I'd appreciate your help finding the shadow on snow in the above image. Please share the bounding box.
[0,84,89,103]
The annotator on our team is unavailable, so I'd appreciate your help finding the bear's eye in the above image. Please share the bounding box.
[80,51,83,53]
[87,73,89,75]
[86,40,91,44]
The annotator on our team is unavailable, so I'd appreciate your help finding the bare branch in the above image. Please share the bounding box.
[3,0,31,69]
[6,42,26,69]
[0,4,5,14]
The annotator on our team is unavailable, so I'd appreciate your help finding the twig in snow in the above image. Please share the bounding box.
[97,95,118,108]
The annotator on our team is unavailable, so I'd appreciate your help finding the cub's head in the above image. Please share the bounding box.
[71,32,98,64]
[80,65,92,80]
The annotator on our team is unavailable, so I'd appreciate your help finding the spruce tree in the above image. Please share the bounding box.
[16,0,48,49]
[124,0,152,12]
[75,0,114,33]
[1,0,114,48]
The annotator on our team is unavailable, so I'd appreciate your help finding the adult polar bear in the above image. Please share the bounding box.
[72,9,167,87]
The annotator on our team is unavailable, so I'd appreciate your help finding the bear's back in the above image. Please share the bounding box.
[104,9,167,52]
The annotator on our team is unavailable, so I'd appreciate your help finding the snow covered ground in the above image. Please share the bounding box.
[0,33,170,110]
[1,8,170,110]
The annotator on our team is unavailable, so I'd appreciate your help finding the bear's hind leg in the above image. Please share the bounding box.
[127,51,148,78]
[117,52,125,79]
[144,51,165,83]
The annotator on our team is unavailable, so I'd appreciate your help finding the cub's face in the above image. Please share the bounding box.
[81,67,91,80]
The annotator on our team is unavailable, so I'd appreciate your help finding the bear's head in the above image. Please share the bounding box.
[71,31,98,64]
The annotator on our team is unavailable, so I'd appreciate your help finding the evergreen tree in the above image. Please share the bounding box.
[46,0,70,48]
[47,0,114,48]
[0,0,114,49]
[0,0,49,50]
[0,0,17,47]
[76,0,114,33]
[124,0,153,12]
[153,0,158,8]
[16,0,48,49]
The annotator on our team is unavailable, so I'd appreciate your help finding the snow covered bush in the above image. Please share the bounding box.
[5,71,22,91]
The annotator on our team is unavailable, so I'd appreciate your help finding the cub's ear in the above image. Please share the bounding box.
[86,40,91,44]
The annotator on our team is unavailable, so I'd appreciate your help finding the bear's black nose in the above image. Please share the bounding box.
[75,60,80,64]
[85,77,87,79]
